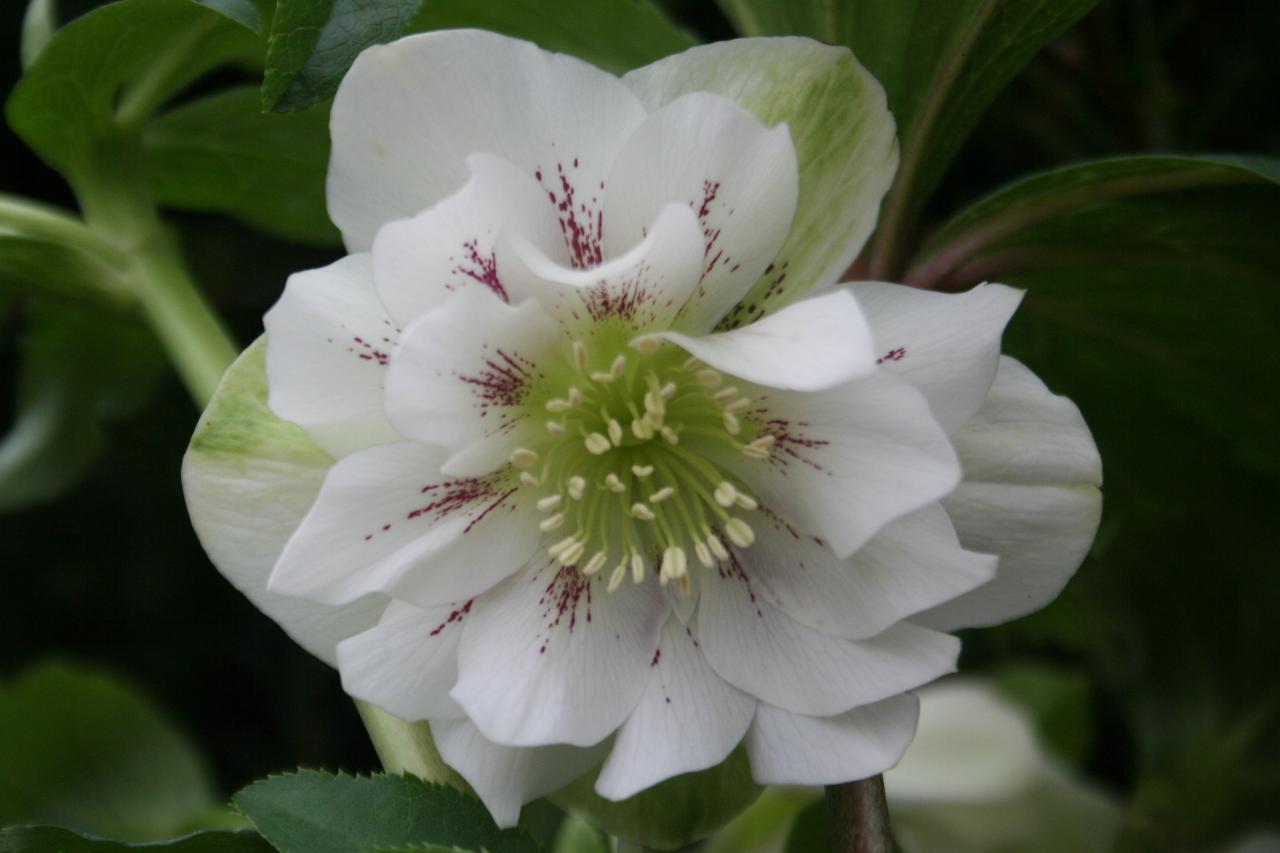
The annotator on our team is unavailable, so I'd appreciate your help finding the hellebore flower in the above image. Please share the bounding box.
[182,30,1102,827]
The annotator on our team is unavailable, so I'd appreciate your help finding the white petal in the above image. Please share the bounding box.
[371,153,567,329]
[697,560,958,716]
[914,358,1102,631]
[747,694,919,786]
[336,600,469,722]
[183,340,385,666]
[267,442,538,608]
[263,254,403,458]
[602,91,798,332]
[624,38,898,316]
[499,202,706,334]
[734,371,960,559]
[384,287,559,473]
[885,679,1041,803]
[329,29,646,250]
[848,282,1024,433]
[433,718,608,828]
[452,562,669,747]
[595,618,756,801]
[658,290,875,391]
[743,504,996,640]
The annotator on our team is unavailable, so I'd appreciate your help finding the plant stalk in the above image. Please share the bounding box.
[825,776,893,853]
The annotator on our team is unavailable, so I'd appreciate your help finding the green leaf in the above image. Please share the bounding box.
[0,662,219,841]
[262,0,424,112]
[716,0,1099,278]
[233,771,541,853]
[907,154,1280,472]
[549,814,607,853]
[19,0,57,71]
[6,0,260,179]
[623,38,897,325]
[195,0,274,34]
[0,827,272,853]
[144,86,339,245]
[0,303,163,512]
[550,747,762,852]
[0,231,126,307]
[409,0,697,76]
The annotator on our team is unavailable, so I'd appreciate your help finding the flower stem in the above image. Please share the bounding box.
[825,776,893,853]
[355,701,470,791]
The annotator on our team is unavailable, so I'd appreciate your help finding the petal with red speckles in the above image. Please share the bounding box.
[371,153,568,330]
[847,282,1024,433]
[264,254,403,458]
[658,289,876,391]
[741,504,995,641]
[746,694,919,785]
[602,92,798,333]
[498,202,706,335]
[336,600,470,722]
[729,370,960,559]
[624,38,898,315]
[267,442,539,609]
[452,561,669,748]
[914,357,1103,631]
[329,30,646,251]
[384,286,560,477]
[432,718,609,828]
[695,556,958,717]
[595,617,755,801]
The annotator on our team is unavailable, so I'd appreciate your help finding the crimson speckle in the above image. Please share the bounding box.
[429,599,474,637]
[877,347,907,364]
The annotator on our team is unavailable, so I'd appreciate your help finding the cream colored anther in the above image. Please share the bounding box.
[510,448,539,469]
[630,335,662,355]
[607,418,624,446]
[583,551,608,576]
[584,433,612,455]
[630,502,656,521]
[568,476,586,500]
[607,563,627,592]
[536,495,562,512]
[604,473,627,493]
[649,486,675,503]
[714,481,738,507]
[572,340,589,371]
[539,513,565,532]
[631,464,654,479]
[725,517,755,548]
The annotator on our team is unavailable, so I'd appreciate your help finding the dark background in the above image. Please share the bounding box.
[2,0,1278,846]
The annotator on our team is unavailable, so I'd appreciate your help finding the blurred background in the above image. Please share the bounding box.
[1,1,1277,850]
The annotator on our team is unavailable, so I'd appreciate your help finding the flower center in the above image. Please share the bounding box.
[507,329,774,594]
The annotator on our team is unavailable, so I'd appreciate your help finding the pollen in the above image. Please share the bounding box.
[511,328,776,592]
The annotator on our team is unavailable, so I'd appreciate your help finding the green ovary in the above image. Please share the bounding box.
[509,325,775,593]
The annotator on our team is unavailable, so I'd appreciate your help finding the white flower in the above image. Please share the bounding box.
[182,30,1103,827]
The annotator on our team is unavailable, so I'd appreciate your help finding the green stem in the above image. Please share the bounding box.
[616,842,660,853]
[355,701,470,789]
[127,242,238,407]
[115,16,219,128]
[825,776,893,853]
[0,193,125,264]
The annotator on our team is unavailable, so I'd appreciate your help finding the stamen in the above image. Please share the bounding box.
[650,486,675,503]
[659,547,688,586]
[610,354,627,379]
[546,420,565,433]
[539,513,565,532]
[682,356,701,370]
[536,495,562,512]
[714,481,738,507]
[725,517,755,548]
[584,433,611,455]
[713,386,739,402]
[696,368,722,388]
[546,398,572,413]
[632,417,655,440]
[590,369,615,382]
[604,473,627,493]
[630,502,656,521]
[568,387,583,406]
[520,472,541,488]
[607,418,624,447]
[582,550,608,576]
[568,476,586,500]
[722,411,741,435]
[694,541,714,568]
[548,535,578,558]
[572,340,589,371]
[630,553,646,584]
[631,464,654,479]
[734,493,758,511]
[725,397,751,413]
[659,382,677,400]
[660,426,680,445]
[558,539,585,566]
[630,335,662,355]
[741,435,775,459]
[607,563,627,592]
[510,448,539,469]
[706,534,729,561]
